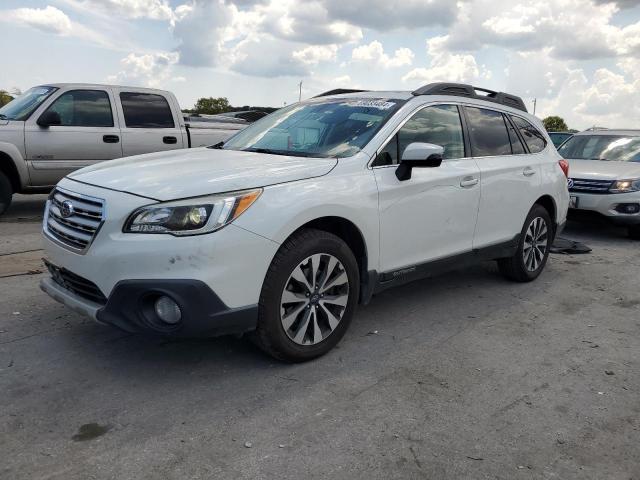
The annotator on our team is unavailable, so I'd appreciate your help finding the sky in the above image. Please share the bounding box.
[1,0,639,130]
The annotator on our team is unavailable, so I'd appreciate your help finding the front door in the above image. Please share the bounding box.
[24,88,122,186]
[374,104,481,273]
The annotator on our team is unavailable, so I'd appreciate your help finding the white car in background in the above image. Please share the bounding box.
[40,83,569,362]
[559,129,640,239]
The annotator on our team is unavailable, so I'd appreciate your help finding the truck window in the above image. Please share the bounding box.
[43,90,113,127]
[120,92,175,128]
[465,107,512,157]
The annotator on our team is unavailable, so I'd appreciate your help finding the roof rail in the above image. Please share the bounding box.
[412,82,528,113]
[313,88,370,98]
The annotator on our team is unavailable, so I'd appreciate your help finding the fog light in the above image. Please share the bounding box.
[154,296,182,324]
[615,203,640,214]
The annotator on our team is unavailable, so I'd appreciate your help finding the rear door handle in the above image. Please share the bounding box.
[163,136,177,145]
[523,167,536,177]
[103,135,119,144]
[460,177,479,188]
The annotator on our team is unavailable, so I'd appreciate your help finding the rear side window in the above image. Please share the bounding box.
[373,104,465,166]
[120,92,175,128]
[464,107,511,157]
[43,90,113,127]
[511,116,547,153]
[505,115,526,154]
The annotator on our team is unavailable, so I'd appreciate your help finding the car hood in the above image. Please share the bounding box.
[68,148,338,201]
[567,159,640,181]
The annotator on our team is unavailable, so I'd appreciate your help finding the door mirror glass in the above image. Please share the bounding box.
[396,142,444,181]
[37,110,62,128]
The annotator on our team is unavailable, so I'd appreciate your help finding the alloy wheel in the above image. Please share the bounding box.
[280,253,350,346]
[523,216,549,272]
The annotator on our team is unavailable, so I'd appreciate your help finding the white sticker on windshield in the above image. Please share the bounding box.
[343,100,396,110]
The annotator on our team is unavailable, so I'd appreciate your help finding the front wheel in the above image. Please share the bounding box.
[498,204,553,282]
[0,171,12,216]
[252,228,360,362]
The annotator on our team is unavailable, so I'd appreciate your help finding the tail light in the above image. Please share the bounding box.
[558,159,569,178]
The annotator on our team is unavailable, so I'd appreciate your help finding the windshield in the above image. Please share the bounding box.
[558,134,640,162]
[0,86,58,121]
[548,132,572,147]
[221,98,405,158]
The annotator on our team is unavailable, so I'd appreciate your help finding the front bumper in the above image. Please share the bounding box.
[41,274,258,337]
[569,190,640,225]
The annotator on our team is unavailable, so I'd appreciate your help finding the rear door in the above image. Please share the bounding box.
[25,88,122,186]
[116,90,184,157]
[374,104,481,272]
[466,106,543,248]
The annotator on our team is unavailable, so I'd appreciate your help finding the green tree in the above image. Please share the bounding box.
[0,90,14,108]
[543,116,569,132]
[192,97,232,115]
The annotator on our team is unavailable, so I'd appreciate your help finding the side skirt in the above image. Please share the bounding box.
[361,234,520,302]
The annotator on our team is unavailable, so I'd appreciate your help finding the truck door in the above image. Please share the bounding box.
[116,91,184,157]
[24,88,122,186]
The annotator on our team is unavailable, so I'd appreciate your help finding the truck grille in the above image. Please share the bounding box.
[568,178,614,194]
[44,260,107,304]
[44,188,105,253]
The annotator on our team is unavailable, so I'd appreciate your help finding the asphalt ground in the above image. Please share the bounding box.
[1,194,638,479]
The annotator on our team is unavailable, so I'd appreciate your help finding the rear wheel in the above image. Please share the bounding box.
[0,171,13,216]
[252,228,360,362]
[498,204,552,282]
[629,225,640,240]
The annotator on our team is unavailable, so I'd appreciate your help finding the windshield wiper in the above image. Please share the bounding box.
[243,147,323,158]
[209,141,224,149]
[0,114,8,120]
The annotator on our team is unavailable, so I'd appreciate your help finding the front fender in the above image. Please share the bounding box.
[0,142,29,189]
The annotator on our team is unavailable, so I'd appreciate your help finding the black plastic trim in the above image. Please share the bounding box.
[314,89,370,98]
[412,82,528,113]
[96,279,258,337]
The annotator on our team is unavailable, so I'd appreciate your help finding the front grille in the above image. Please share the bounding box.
[569,178,614,194]
[44,260,107,304]
[44,188,105,253]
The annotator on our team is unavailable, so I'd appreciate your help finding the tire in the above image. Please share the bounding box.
[629,225,640,240]
[498,204,553,282]
[252,228,360,362]
[0,171,13,216]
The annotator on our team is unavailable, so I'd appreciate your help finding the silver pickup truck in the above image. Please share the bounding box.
[0,84,247,214]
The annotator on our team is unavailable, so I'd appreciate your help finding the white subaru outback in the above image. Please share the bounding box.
[41,83,569,362]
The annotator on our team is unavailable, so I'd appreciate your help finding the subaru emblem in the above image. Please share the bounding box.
[60,200,75,218]
[567,178,574,189]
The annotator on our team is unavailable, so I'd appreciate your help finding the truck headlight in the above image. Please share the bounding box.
[610,179,640,193]
[124,189,262,235]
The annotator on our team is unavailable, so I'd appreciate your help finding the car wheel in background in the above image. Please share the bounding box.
[629,225,640,240]
[498,204,553,282]
[0,171,13,216]
[252,228,360,362]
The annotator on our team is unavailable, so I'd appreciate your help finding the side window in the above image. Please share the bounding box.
[43,90,113,127]
[511,116,547,153]
[505,115,526,154]
[465,107,511,157]
[120,92,175,128]
[373,104,465,167]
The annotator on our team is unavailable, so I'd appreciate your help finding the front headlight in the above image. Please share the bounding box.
[124,189,262,236]
[610,179,640,193]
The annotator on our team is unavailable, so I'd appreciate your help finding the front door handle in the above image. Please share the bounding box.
[103,135,119,144]
[163,136,177,145]
[523,167,536,177]
[460,177,479,188]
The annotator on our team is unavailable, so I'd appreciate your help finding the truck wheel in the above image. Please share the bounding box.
[0,171,12,216]
[498,204,552,282]
[252,228,360,362]
[629,225,640,240]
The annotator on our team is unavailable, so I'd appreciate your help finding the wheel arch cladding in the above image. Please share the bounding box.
[289,216,369,301]
[535,195,557,224]
[0,151,21,192]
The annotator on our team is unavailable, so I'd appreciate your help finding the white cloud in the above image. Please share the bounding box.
[3,5,72,35]
[351,41,414,68]
[107,52,180,88]
[293,45,339,65]
[402,36,489,85]
[60,0,178,22]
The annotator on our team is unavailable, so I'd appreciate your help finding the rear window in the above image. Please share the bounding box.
[511,116,547,153]
[465,107,511,157]
[120,92,175,128]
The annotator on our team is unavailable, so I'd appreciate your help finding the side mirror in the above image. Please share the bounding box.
[37,111,62,128]
[395,142,444,181]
